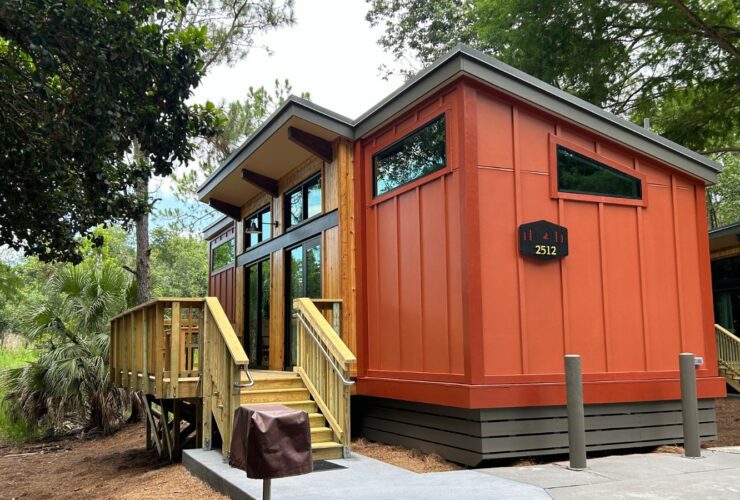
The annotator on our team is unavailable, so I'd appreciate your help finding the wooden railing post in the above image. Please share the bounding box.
[129,312,135,390]
[170,301,181,399]
[154,302,165,397]
[202,306,213,450]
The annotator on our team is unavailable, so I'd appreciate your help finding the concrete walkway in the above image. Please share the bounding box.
[184,446,740,500]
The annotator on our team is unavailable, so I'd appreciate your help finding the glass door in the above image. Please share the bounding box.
[245,259,270,370]
[286,236,322,369]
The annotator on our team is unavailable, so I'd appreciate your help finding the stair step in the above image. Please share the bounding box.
[249,378,305,390]
[310,427,334,443]
[240,388,310,403]
[311,441,344,461]
[245,400,318,414]
[309,413,325,428]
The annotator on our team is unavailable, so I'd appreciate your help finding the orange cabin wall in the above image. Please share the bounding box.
[353,79,725,408]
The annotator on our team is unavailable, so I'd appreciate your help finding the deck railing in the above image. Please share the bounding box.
[110,298,205,398]
[293,298,356,456]
[716,324,740,375]
[201,297,251,456]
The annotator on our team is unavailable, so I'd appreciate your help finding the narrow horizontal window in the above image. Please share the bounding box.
[373,114,446,197]
[557,145,642,199]
[211,239,235,272]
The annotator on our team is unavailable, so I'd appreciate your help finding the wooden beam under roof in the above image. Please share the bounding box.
[209,198,241,220]
[241,169,279,198]
[288,126,333,163]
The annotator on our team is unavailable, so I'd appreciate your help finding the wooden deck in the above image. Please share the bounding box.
[109,297,355,462]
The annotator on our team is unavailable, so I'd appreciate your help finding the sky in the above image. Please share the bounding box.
[193,0,405,118]
[154,0,407,229]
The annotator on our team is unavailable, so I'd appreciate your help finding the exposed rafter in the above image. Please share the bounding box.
[241,169,279,197]
[209,198,241,220]
[288,126,333,163]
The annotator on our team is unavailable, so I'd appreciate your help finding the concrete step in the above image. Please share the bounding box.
[239,388,310,404]
[310,426,334,443]
[311,441,344,461]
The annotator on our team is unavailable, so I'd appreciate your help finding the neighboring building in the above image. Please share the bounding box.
[709,222,740,334]
[134,45,726,466]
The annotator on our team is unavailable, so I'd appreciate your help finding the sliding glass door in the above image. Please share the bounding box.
[286,237,322,369]
[245,259,270,370]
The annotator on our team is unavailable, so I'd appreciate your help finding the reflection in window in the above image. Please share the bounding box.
[245,206,272,249]
[211,239,235,272]
[557,146,642,199]
[285,174,322,228]
[373,114,447,197]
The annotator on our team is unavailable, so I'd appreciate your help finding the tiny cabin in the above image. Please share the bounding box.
[113,46,727,467]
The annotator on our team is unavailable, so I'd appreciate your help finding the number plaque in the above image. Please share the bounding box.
[519,220,568,260]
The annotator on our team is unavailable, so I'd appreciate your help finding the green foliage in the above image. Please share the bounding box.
[709,154,740,228]
[150,226,209,298]
[0,346,38,443]
[0,0,222,263]
[1,260,130,435]
[366,0,739,219]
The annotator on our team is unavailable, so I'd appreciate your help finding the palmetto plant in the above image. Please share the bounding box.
[1,262,131,435]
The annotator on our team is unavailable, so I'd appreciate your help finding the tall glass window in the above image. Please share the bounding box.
[373,114,447,197]
[284,174,322,229]
[245,259,270,369]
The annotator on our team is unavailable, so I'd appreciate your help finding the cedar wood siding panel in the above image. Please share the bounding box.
[361,84,465,380]
[474,83,717,387]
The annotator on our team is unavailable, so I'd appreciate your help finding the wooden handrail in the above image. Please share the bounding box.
[716,324,740,372]
[294,298,355,367]
[204,297,247,365]
[716,323,740,343]
[293,297,355,457]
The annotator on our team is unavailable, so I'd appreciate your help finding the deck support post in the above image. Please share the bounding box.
[679,353,702,458]
[565,354,587,470]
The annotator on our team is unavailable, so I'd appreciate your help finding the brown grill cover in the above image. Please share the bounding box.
[229,404,313,479]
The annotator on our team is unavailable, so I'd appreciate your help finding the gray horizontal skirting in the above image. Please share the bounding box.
[237,209,338,267]
[356,397,718,467]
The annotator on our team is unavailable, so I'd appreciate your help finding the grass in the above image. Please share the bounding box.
[0,346,39,445]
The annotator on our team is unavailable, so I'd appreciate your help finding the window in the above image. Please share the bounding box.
[244,206,272,249]
[373,114,447,197]
[557,145,642,199]
[285,174,322,229]
[211,239,235,272]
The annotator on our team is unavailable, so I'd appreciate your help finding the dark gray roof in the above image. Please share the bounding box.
[198,45,721,200]
[202,214,234,241]
[709,221,740,238]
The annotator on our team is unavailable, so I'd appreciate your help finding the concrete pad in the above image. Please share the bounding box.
[552,452,723,480]
[548,466,740,500]
[478,463,612,489]
[183,449,550,500]
[710,446,740,455]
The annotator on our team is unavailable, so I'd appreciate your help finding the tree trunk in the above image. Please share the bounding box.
[135,176,151,305]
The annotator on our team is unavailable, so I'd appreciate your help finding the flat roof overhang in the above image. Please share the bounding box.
[709,222,740,253]
[197,97,354,210]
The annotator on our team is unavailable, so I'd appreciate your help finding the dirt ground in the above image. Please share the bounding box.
[0,424,225,500]
[0,397,737,498]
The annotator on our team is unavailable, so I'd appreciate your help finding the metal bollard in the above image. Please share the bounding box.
[679,353,701,458]
[565,354,587,469]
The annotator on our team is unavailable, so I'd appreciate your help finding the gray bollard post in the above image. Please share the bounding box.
[565,354,587,469]
[679,353,701,458]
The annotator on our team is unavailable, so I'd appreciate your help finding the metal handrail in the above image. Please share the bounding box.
[234,367,255,389]
[294,312,355,386]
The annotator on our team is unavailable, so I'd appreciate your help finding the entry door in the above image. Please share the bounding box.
[286,236,322,369]
[245,259,270,370]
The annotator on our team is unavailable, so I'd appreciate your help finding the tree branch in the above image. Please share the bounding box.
[700,147,740,155]
[665,0,740,61]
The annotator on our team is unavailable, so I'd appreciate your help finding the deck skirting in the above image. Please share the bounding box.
[354,397,718,467]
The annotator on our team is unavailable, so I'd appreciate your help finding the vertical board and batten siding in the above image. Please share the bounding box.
[474,83,715,381]
[208,225,236,323]
[361,85,465,381]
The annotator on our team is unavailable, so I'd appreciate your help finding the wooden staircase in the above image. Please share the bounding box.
[716,324,740,392]
[239,370,345,460]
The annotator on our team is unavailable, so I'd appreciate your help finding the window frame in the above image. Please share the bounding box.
[371,113,448,200]
[284,173,323,230]
[244,205,272,250]
[210,237,235,274]
[548,134,648,207]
